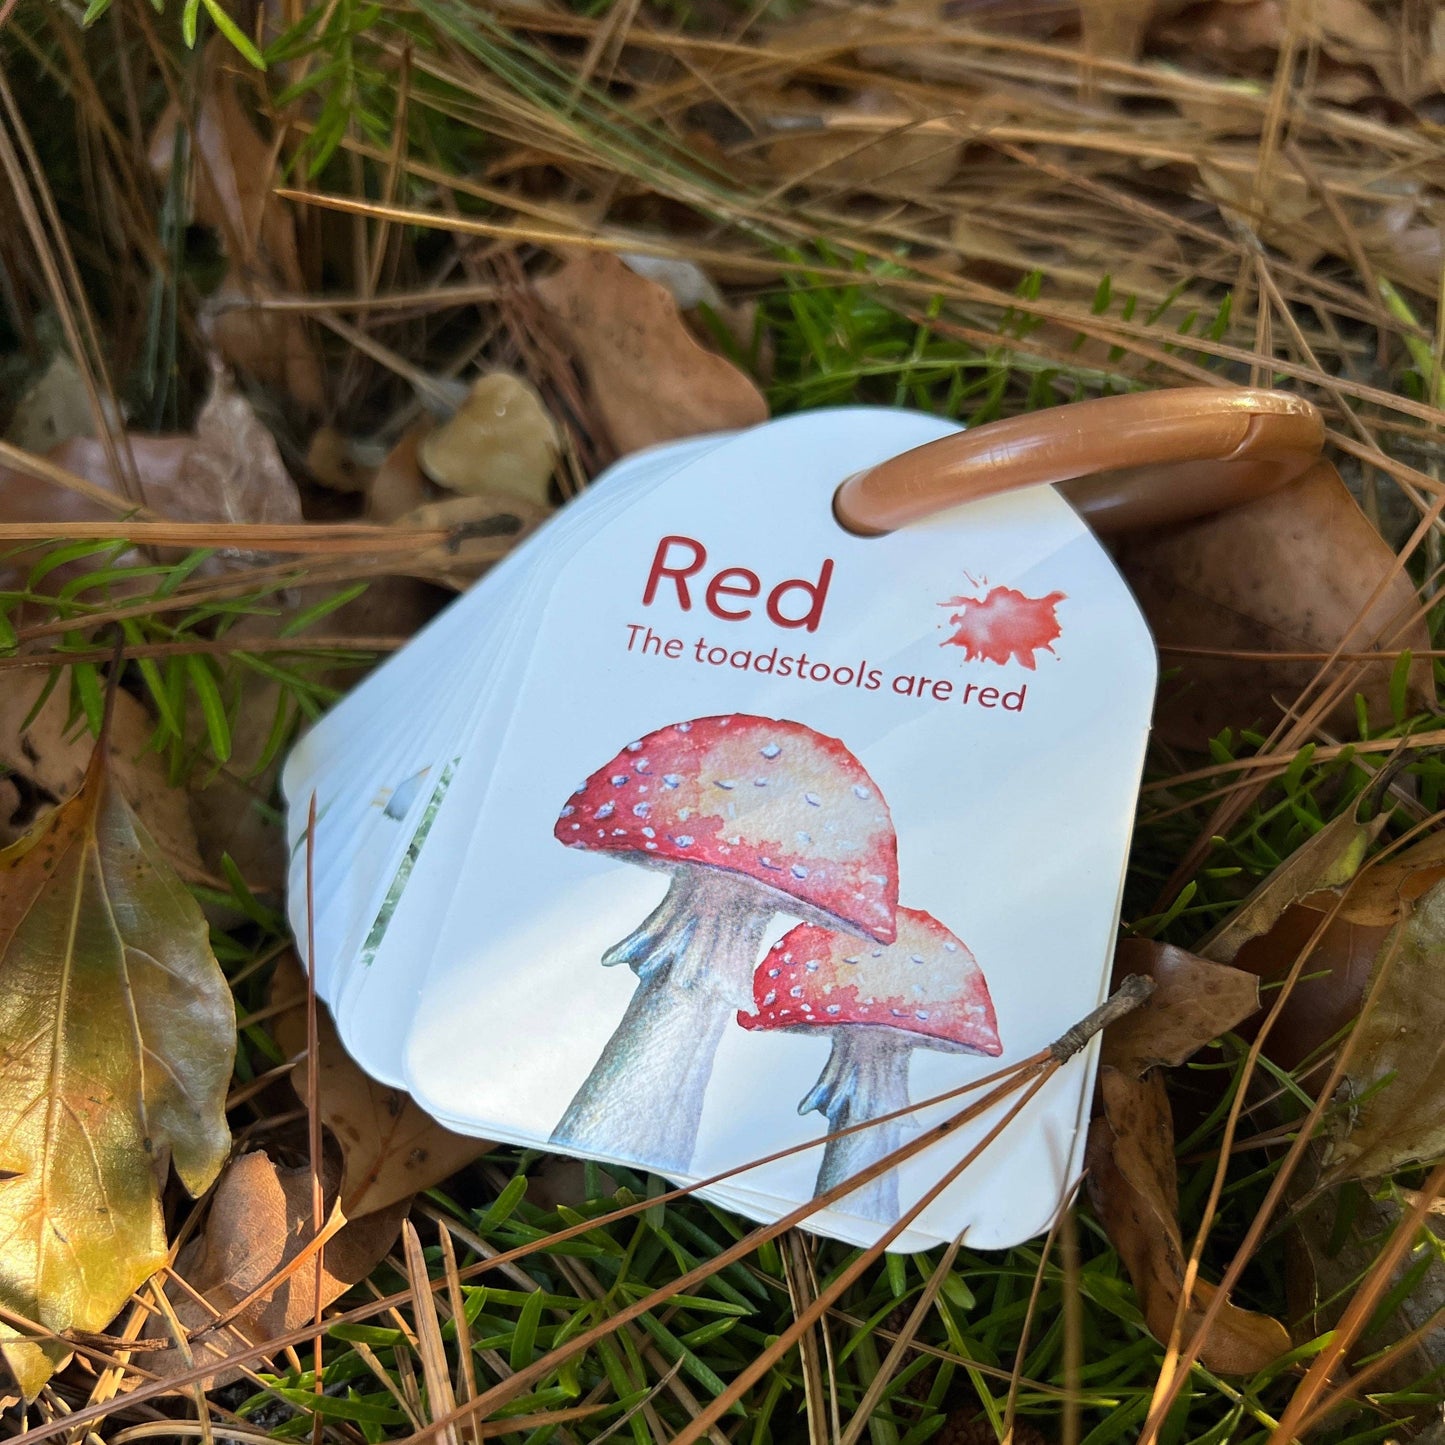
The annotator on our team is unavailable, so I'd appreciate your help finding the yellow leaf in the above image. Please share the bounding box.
[0,722,234,1397]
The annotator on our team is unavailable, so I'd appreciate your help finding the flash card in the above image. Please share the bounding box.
[380,408,1156,1250]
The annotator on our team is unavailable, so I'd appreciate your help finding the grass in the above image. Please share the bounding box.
[2,0,1445,1441]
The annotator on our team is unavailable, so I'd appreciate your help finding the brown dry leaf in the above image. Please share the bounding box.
[392,491,547,589]
[1321,868,1445,1182]
[148,39,323,412]
[0,712,234,1397]
[0,672,203,879]
[1113,460,1434,750]
[1104,939,1261,1077]
[367,422,435,523]
[52,367,302,529]
[1204,811,1428,1084]
[1086,939,1285,1374]
[148,1149,406,1388]
[1086,1068,1291,1374]
[1204,825,1445,1176]
[1201,803,1388,965]
[419,372,560,507]
[201,276,326,417]
[1229,900,1390,1085]
[534,250,768,456]
[270,955,489,1218]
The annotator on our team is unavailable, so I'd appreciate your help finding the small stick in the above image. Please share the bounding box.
[1050,974,1154,1063]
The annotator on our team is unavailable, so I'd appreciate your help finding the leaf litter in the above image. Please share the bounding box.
[1085,939,1290,1373]
[0,680,234,1398]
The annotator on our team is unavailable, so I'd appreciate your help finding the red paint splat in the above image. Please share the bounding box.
[938,586,1066,669]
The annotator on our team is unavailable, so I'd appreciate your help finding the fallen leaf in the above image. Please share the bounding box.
[1229,900,1391,1085]
[0,672,204,882]
[367,422,435,524]
[270,956,488,1218]
[419,372,560,508]
[1087,940,1285,1374]
[0,704,234,1397]
[534,250,768,456]
[53,365,302,528]
[1104,939,1261,1077]
[148,39,323,412]
[1322,868,1445,1181]
[1086,1068,1293,1374]
[391,491,546,589]
[1113,460,1434,749]
[1207,817,1437,1086]
[148,1148,406,1388]
[1200,804,1388,965]
[201,276,326,418]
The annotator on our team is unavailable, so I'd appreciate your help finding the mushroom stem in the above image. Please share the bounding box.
[551,870,775,1172]
[803,1030,913,1224]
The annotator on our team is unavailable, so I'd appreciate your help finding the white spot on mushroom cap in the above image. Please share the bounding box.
[595,802,615,820]
[641,826,656,839]
[560,805,574,817]
[760,742,781,759]
[633,802,651,818]
[663,774,681,788]
[674,834,694,847]
[610,774,629,786]
[804,792,821,807]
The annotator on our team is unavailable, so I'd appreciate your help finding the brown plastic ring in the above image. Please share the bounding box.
[834,388,1325,537]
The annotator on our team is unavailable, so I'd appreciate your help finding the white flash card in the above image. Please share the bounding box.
[373,408,1159,1251]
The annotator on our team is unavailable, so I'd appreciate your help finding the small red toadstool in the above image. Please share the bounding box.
[551,714,898,1172]
[738,907,1000,1222]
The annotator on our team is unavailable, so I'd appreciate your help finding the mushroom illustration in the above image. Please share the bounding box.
[551,715,898,1172]
[738,908,1001,1223]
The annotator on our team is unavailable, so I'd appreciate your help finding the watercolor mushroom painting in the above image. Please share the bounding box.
[738,908,1001,1223]
[550,714,898,1172]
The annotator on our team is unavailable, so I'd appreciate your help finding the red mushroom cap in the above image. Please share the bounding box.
[554,715,898,942]
[737,908,1002,1056]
